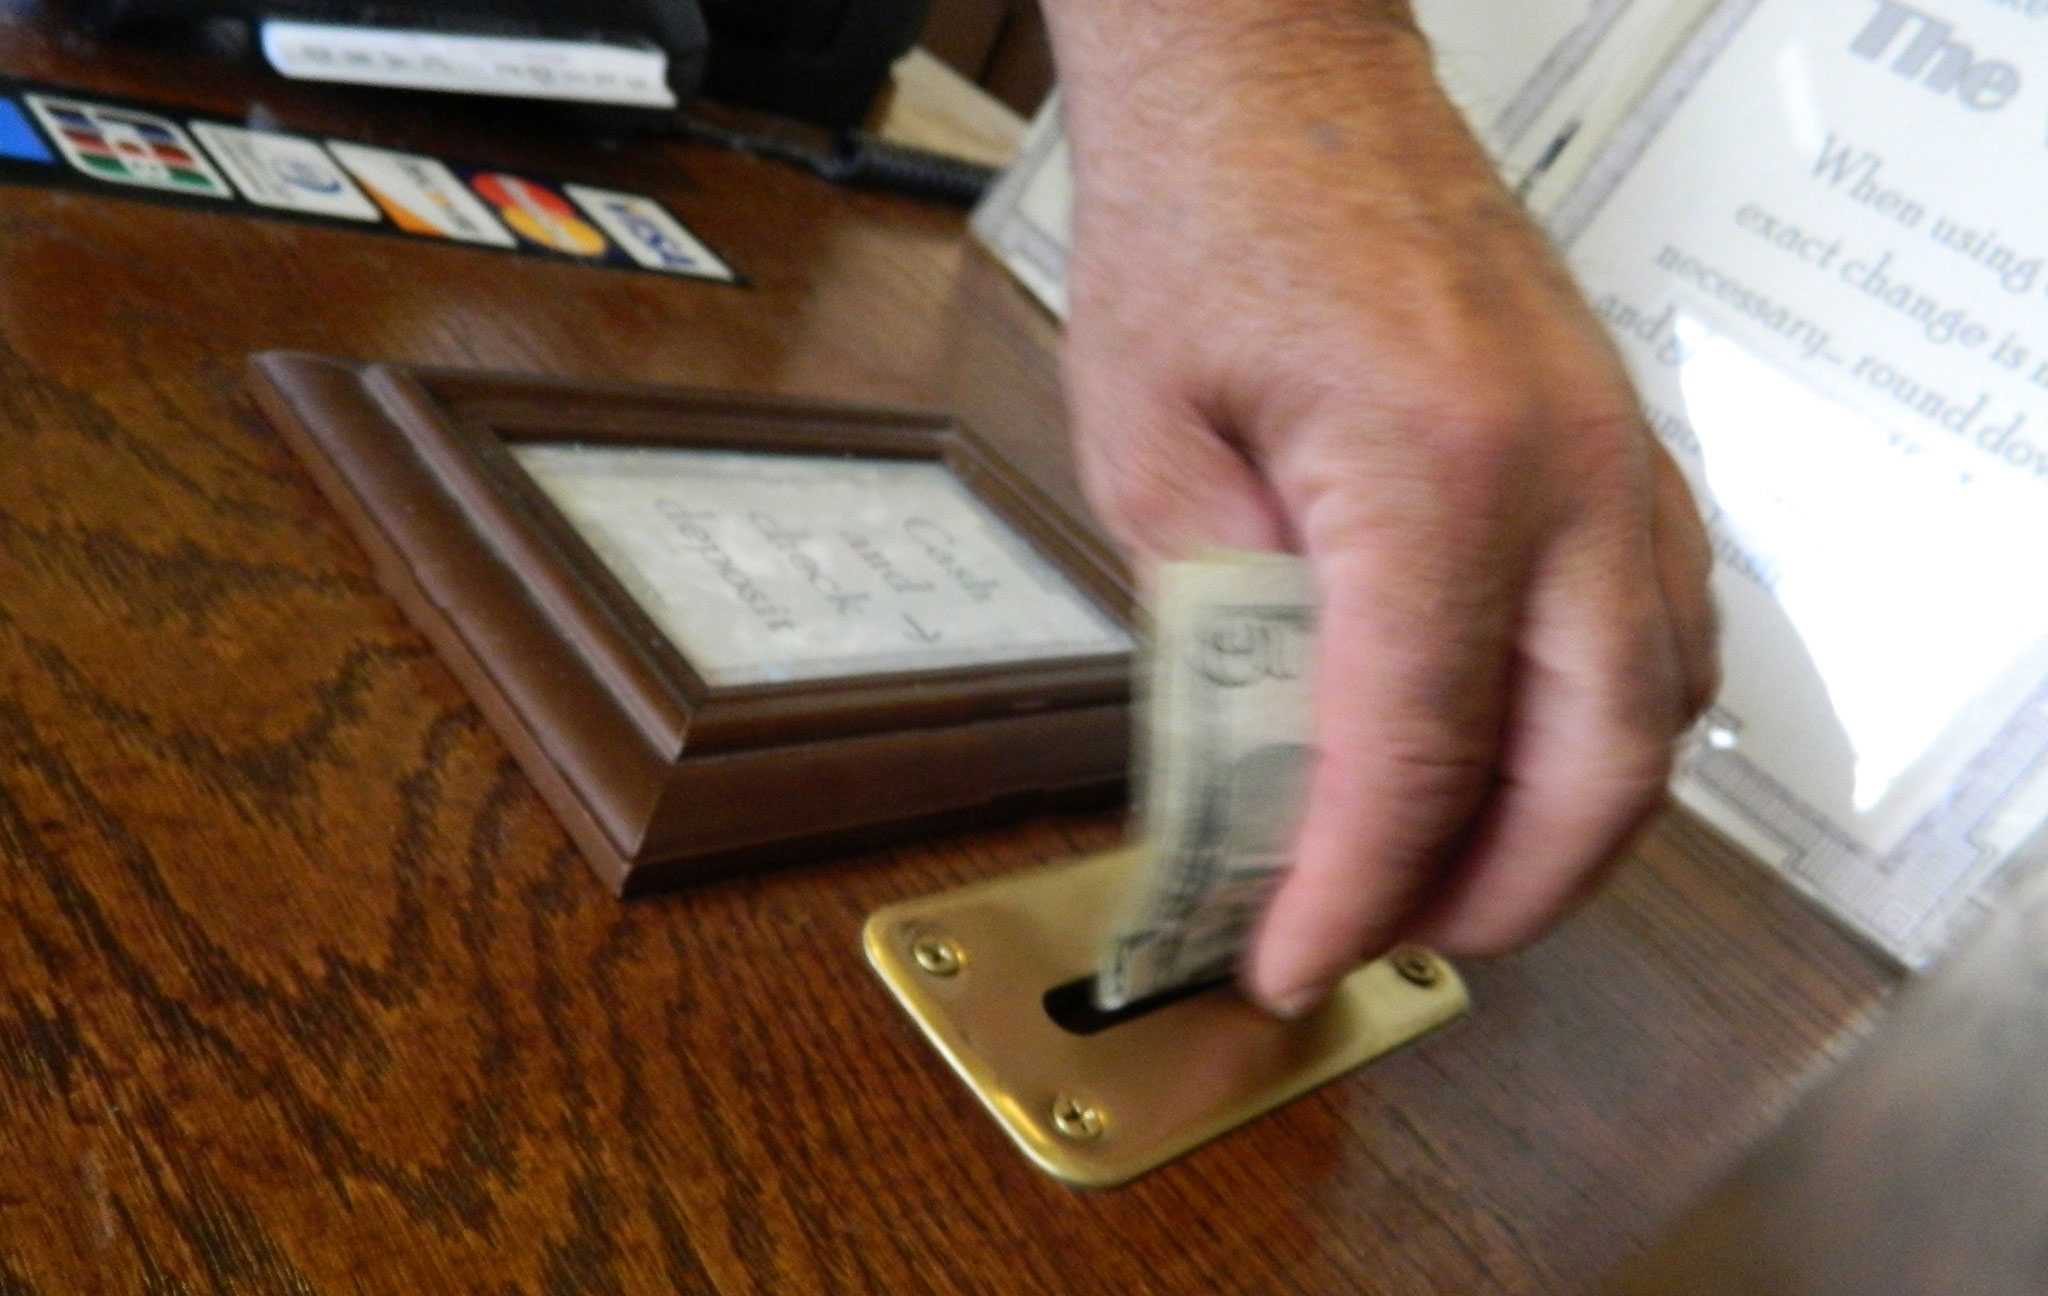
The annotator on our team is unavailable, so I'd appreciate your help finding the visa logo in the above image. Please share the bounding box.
[602,198,700,268]
[563,183,735,280]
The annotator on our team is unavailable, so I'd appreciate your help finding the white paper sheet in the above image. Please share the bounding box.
[1553,0,2048,964]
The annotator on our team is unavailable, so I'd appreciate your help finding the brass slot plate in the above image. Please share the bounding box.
[864,847,1471,1188]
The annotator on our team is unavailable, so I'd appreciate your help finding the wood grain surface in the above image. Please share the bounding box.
[1606,855,2048,1296]
[0,10,1898,1293]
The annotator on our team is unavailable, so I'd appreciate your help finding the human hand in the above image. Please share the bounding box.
[1041,1,1718,1014]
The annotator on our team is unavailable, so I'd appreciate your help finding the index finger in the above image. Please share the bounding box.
[1243,539,1520,1015]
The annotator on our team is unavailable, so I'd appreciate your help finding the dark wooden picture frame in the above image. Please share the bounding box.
[251,352,1135,894]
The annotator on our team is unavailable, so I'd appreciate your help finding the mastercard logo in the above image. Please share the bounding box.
[470,172,609,256]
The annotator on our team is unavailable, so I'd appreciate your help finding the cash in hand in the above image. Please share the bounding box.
[1094,551,1317,1010]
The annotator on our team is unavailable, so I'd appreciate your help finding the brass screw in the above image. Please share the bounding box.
[1050,1095,1104,1142]
[1391,946,1441,988]
[910,934,963,977]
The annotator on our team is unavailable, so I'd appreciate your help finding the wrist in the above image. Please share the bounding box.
[1040,1,1454,194]
[1041,0,1428,124]
[1039,0,1500,254]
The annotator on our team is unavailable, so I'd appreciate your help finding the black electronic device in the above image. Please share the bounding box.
[695,0,931,129]
[53,0,933,130]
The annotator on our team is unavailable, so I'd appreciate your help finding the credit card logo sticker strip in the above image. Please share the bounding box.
[0,81,740,284]
[564,184,736,282]
[191,122,379,221]
[26,95,231,197]
[326,142,516,247]
[0,99,52,164]
[469,172,610,257]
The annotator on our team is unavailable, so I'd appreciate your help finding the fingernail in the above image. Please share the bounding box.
[1262,982,1332,1021]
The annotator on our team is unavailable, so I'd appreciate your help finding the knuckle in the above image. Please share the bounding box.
[1081,451,1159,528]
[1316,701,1501,847]
[1421,383,1542,446]
[1685,650,1724,720]
[1599,721,1683,801]
[1078,442,1192,548]
[1367,731,1500,826]
[1611,653,1697,754]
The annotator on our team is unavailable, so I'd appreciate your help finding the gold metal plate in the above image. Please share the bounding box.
[864,847,1471,1187]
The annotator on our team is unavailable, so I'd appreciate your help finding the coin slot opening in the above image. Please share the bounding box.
[1041,974,1229,1036]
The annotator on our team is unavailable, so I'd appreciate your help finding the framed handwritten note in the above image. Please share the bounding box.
[511,445,1130,687]
[252,354,1136,894]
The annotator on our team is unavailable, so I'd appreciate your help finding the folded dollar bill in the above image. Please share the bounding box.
[1095,552,1317,1010]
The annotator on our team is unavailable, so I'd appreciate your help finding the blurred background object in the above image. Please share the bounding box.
[46,0,964,129]
[915,0,1048,117]
[41,0,1050,203]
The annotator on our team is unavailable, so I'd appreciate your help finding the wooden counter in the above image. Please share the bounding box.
[0,12,1896,1292]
